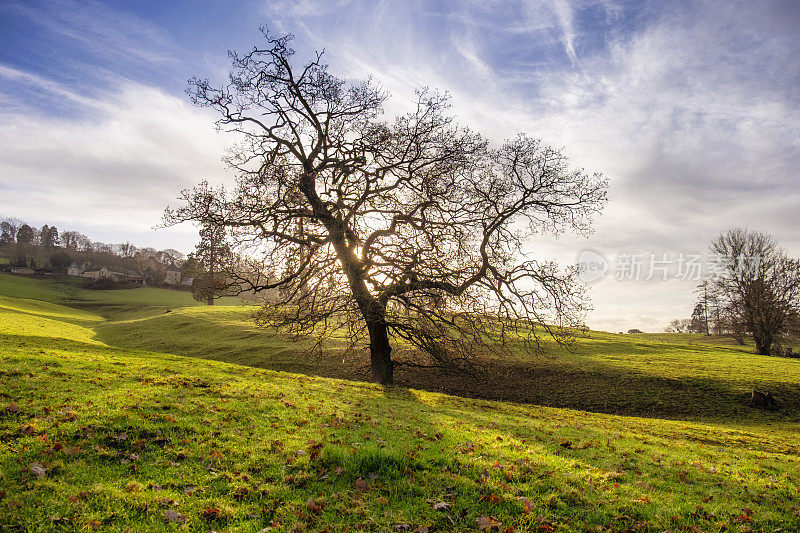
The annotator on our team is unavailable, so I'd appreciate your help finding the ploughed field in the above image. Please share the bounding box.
[1,273,800,531]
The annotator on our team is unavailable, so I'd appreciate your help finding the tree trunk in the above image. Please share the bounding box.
[207,295,214,306]
[367,318,393,385]
[753,331,771,355]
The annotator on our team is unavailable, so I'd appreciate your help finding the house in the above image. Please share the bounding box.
[67,262,91,277]
[107,270,126,282]
[10,266,34,275]
[67,262,82,276]
[165,264,181,285]
[82,266,110,279]
[124,270,144,283]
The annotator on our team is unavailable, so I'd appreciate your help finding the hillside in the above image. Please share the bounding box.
[2,273,800,531]
[4,274,799,424]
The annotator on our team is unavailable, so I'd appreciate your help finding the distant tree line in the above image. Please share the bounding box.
[0,215,196,287]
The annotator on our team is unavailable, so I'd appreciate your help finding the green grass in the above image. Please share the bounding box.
[0,274,81,302]
[3,273,800,425]
[87,292,800,424]
[3,273,800,530]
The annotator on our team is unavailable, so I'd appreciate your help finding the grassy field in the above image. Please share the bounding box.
[4,273,800,425]
[3,273,787,425]
[89,303,800,424]
[2,273,800,531]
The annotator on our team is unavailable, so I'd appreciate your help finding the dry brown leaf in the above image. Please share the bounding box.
[476,516,501,531]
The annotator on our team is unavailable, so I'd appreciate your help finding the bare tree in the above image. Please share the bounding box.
[709,228,800,355]
[118,242,137,258]
[165,31,607,384]
[665,318,692,333]
[61,231,83,251]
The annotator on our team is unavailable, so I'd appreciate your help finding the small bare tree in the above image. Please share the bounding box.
[165,30,607,384]
[709,228,800,355]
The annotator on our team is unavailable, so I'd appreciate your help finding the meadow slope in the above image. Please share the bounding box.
[2,273,800,531]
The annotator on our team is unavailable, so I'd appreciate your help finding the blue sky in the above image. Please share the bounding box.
[1,0,798,331]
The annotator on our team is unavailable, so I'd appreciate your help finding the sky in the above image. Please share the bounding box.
[1,0,798,332]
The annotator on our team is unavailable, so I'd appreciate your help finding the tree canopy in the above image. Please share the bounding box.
[709,228,800,355]
[165,30,608,384]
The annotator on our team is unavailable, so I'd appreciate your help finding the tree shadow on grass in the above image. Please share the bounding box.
[394,358,800,426]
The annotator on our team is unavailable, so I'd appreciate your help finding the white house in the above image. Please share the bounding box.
[67,262,92,277]
[82,266,110,279]
[67,262,83,276]
[165,265,181,285]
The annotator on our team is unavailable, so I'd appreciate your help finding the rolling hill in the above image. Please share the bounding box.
[1,273,799,531]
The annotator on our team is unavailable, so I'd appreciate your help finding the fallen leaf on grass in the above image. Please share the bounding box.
[308,441,324,460]
[307,498,324,514]
[432,502,450,510]
[476,516,501,531]
[481,493,502,504]
[354,478,371,492]
[201,507,222,521]
[29,462,46,479]
[518,497,535,513]
[164,509,184,523]
[536,515,556,531]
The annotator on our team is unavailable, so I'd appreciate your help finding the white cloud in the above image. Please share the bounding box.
[261,0,800,331]
[4,0,177,67]
[2,0,798,331]
[544,0,578,64]
[0,74,231,251]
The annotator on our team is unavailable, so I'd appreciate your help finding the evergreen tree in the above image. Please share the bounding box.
[193,222,230,305]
